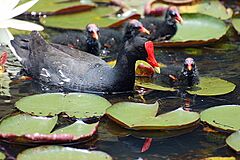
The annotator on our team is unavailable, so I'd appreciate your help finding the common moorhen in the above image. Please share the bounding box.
[11,31,160,93]
[99,19,150,58]
[140,6,183,41]
[51,24,101,56]
[158,58,199,87]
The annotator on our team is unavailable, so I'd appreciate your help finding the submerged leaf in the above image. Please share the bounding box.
[17,146,112,160]
[200,105,240,132]
[232,18,240,33]
[226,131,240,153]
[15,93,111,118]
[106,102,199,130]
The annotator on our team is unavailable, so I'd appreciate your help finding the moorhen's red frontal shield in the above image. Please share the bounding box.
[144,41,160,73]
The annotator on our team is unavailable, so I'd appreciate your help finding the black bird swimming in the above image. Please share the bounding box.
[140,6,183,41]
[158,58,199,87]
[11,31,160,93]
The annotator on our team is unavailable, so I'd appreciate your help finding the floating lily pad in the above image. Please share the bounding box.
[201,157,236,160]
[40,7,140,30]
[52,120,98,140]
[200,105,240,132]
[154,13,229,47]
[161,0,196,5]
[0,114,57,136]
[135,80,176,92]
[226,131,240,153]
[178,0,232,20]
[20,0,96,14]
[187,77,236,96]
[0,72,11,97]
[232,18,240,33]
[0,152,5,160]
[17,146,112,160]
[0,114,98,143]
[15,93,111,118]
[106,102,199,130]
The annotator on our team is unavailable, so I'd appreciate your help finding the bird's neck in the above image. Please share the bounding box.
[86,38,100,56]
[123,30,138,42]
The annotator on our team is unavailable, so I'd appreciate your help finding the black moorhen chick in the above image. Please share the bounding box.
[51,24,101,56]
[99,19,150,58]
[140,6,183,41]
[158,58,199,87]
[11,31,160,93]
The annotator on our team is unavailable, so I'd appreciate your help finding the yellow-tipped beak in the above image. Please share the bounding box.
[140,26,150,35]
[154,67,160,74]
[92,31,99,40]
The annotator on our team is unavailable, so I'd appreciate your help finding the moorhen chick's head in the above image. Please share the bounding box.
[165,6,183,25]
[123,19,150,42]
[85,23,101,56]
[181,57,199,87]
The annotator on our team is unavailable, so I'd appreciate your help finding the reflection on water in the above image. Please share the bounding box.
[0,27,239,160]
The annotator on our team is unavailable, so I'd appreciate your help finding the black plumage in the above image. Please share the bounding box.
[11,31,160,93]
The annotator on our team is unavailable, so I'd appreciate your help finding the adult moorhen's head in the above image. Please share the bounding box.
[165,6,183,25]
[124,36,160,73]
[86,23,100,40]
[123,19,150,41]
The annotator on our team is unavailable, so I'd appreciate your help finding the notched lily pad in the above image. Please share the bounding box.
[20,0,96,14]
[232,18,240,33]
[200,105,240,132]
[201,157,236,160]
[0,152,5,160]
[0,114,98,143]
[187,77,236,96]
[106,102,199,130]
[17,146,112,160]
[40,7,140,30]
[154,13,229,47]
[15,93,111,119]
[226,131,240,153]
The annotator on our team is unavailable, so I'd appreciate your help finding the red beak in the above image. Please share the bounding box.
[144,41,160,73]
[175,13,183,24]
[139,26,150,35]
[187,64,192,71]
[0,52,8,65]
[92,31,99,40]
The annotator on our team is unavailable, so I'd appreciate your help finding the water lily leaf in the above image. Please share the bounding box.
[40,7,140,30]
[160,0,196,5]
[15,93,111,118]
[17,146,112,160]
[20,0,96,14]
[200,105,240,132]
[0,114,57,136]
[0,152,5,160]
[232,18,240,33]
[135,80,176,92]
[201,157,236,160]
[187,77,236,96]
[226,131,240,153]
[154,13,229,47]
[0,72,11,97]
[178,0,232,20]
[106,102,199,130]
[52,120,98,140]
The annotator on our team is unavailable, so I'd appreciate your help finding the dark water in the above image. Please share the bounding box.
[0,11,240,160]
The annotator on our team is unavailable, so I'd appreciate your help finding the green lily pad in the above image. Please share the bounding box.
[40,7,140,30]
[201,157,236,160]
[106,102,200,130]
[135,80,176,92]
[154,13,229,47]
[20,0,96,14]
[232,18,240,33]
[178,0,232,20]
[0,152,5,160]
[226,131,240,153]
[52,120,98,139]
[200,105,240,132]
[0,72,11,97]
[17,146,112,160]
[187,77,236,96]
[0,114,57,136]
[15,93,111,118]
